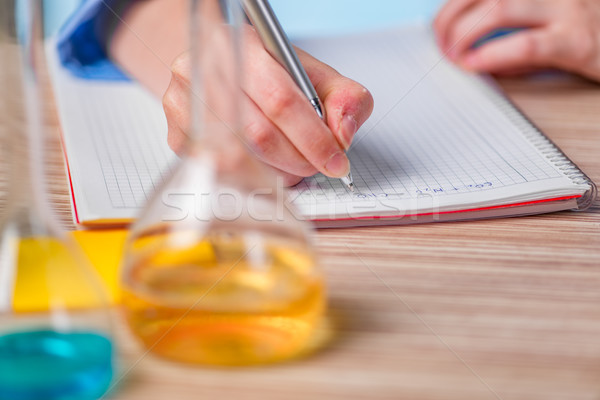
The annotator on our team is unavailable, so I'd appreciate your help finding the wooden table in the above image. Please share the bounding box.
[10,73,600,399]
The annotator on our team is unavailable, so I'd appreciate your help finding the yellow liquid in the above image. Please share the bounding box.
[122,232,326,366]
[13,237,105,312]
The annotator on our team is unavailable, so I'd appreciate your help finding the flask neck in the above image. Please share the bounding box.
[2,105,56,236]
[1,64,56,236]
[0,0,57,235]
[187,0,247,156]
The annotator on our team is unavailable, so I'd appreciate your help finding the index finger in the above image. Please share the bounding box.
[244,48,351,179]
[297,47,374,151]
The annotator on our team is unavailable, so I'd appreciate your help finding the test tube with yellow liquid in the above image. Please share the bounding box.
[120,0,327,366]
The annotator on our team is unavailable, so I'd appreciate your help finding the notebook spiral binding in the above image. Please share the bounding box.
[478,76,598,211]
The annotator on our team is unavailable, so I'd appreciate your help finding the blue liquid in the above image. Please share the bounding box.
[0,330,114,400]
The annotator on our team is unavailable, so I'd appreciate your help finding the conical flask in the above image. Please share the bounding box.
[0,1,115,398]
[120,0,327,366]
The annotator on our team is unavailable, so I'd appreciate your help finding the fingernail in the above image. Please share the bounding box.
[338,114,358,150]
[325,151,350,178]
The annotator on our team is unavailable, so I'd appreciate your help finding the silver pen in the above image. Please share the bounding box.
[241,0,354,191]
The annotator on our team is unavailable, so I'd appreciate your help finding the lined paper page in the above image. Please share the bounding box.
[47,41,177,222]
[48,26,589,225]
[289,26,585,219]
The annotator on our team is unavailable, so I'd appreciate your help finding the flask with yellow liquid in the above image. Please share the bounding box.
[120,0,327,366]
[0,1,115,398]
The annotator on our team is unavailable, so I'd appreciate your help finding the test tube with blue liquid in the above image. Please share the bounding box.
[0,1,115,398]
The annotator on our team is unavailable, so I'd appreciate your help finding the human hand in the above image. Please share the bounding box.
[163,27,374,186]
[434,0,600,82]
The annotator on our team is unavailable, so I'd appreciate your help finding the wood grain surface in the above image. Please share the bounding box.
[2,72,600,400]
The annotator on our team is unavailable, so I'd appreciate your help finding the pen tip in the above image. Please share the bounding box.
[341,174,354,192]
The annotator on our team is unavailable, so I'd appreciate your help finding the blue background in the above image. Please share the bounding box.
[271,0,444,38]
[44,0,446,37]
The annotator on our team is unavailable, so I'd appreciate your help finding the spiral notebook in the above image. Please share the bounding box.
[47,25,596,228]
